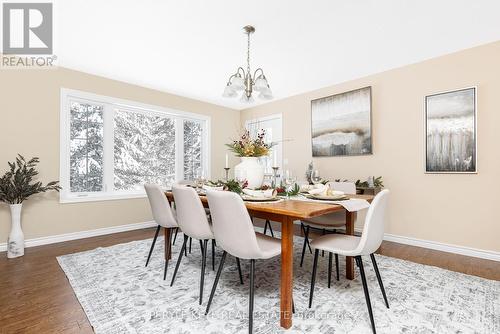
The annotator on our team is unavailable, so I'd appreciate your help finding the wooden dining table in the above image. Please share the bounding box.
[164,191,373,330]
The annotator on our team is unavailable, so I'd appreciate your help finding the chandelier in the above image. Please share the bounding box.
[223,25,273,103]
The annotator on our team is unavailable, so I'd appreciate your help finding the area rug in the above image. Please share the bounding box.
[57,231,499,333]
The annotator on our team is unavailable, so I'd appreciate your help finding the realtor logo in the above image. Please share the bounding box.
[2,2,53,54]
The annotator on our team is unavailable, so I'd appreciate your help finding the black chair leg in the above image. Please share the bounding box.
[205,251,227,315]
[263,220,268,235]
[199,239,204,255]
[267,220,274,237]
[235,257,244,284]
[301,223,312,254]
[300,225,311,267]
[189,237,192,254]
[328,252,332,288]
[199,239,208,305]
[321,229,326,257]
[211,239,216,271]
[145,225,161,267]
[172,227,178,245]
[292,298,295,314]
[309,249,320,308]
[249,259,255,334]
[335,253,339,281]
[163,228,173,280]
[170,235,188,286]
[356,256,376,334]
[370,254,389,308]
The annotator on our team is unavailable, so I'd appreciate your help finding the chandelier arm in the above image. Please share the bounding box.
[237,67,247,77]
[226,73,237,85]
[253,68,264,79]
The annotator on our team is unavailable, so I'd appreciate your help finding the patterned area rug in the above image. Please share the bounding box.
[57,232,499,334]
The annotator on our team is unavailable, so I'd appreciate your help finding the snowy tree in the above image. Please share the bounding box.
[113,110,176,190]
[69,102,104,192]
[183,120,203,180]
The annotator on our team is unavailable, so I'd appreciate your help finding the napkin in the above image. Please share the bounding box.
[202,184,224,191]
[307,184,327,195]
[242,188,277,198]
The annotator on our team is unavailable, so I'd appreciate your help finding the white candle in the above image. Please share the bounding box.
[225,153,229,168]
[273,150,277,167]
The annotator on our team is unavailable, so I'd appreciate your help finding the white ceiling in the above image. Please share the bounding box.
[57,0,500,110]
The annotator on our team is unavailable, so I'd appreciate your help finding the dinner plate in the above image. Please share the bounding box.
[305,194,349,201]
[241,195,281,202]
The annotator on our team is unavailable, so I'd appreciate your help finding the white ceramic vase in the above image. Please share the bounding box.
[234,157,265,189]
[7,204,24,258]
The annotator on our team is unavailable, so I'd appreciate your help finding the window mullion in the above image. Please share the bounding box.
[103,104,115,193]
[175,118,184,182]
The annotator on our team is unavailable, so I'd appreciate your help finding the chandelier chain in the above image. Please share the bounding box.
[246,31,251,77]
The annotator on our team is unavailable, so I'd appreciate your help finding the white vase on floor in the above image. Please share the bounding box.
[7,204,24,258]
[234,157,265,189]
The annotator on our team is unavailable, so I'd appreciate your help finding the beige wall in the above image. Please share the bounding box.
[0,67,240,242]
[241,41,500,252]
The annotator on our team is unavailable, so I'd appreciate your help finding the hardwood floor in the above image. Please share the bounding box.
[0,225,498,333]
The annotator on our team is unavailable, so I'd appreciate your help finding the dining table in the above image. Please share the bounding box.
[164,191,373,330]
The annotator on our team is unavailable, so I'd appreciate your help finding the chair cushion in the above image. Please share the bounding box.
[302,211,346,229]
[255,232,281,259]
[310,234,361,256]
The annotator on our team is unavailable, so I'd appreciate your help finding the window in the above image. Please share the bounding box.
[60,89,210,203]
[245,114,283,175]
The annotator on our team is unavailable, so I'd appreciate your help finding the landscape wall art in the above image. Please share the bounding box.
[425,87,476,173]
[311,86,372,157]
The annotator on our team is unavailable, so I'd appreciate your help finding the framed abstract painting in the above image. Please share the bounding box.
[425,87,477,173]
[311,86,372,157]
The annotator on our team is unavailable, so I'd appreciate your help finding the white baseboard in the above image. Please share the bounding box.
[2,222,498,262]
[0,221,156,252]
[382,233,500,262]
[353,227,500,262]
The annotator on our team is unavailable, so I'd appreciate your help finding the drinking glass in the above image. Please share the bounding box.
[195,170,206,193]
[284,170,297,199]
[236,170,247,191]
[311,170,321,185]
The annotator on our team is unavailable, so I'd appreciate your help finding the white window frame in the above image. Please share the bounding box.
[245,113,283,176]
[60,88,211,203]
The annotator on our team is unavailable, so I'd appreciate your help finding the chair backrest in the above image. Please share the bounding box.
[355,189,390,255]
[327,181,356,194]
[177,179,195,186]
[206,190,262,259]
[144,184,177,228]
[172,185,213,240]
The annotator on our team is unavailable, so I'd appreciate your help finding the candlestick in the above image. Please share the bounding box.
[271,166,279,188]
[224,167,230,181]
[225,153,229,168]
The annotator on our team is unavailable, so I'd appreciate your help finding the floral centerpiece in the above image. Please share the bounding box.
[226,129,275,189]
[225,129,274,157]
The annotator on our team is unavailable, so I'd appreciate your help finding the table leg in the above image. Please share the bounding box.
[280,216,294,329]
[165,228,172,260]
[345,211,357,279]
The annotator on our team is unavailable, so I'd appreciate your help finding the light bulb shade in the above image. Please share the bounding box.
[230,76,245,90]
[258,86,273,100]
[240,93,255,103]
[253,76,268,92]
[222,85,237,98]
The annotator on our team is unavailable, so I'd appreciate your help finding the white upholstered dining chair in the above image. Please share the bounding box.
[308,189,390,334]
[299,181,357,284]
[175,180,212,254]
[170,185,243,305]
[205,190,283,334]
[144,184,179,280]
